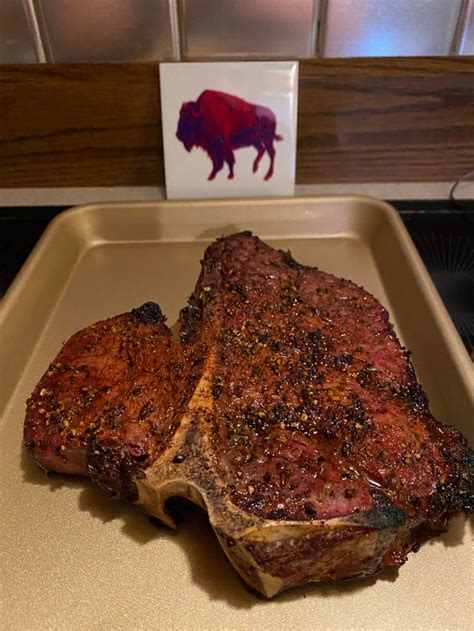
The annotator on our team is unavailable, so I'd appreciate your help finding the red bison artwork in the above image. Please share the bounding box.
[176,90,283,181]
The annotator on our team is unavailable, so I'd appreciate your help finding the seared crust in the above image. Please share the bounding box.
[24,233,473,597]
[24,302,202,499]
[185,234,472,523]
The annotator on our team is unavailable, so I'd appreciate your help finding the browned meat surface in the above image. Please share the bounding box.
[24,232,473,597]
[24,302,202,498]
[192,235,472,524]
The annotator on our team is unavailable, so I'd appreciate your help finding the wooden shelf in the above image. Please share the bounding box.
[1,57,473,187]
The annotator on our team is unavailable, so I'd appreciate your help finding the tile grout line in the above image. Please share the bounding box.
[168,0,181,61]
[22,0,46,63]
[450,0,473,55]
[316,0,329,58]
[309,0,320,58]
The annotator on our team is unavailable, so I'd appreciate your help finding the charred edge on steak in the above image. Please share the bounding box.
[87,441,142,501]
[347,507,406,530]
[216,230,253,242]
[132,302,164,324]
[283,250,315,271]
[460,448,474,512]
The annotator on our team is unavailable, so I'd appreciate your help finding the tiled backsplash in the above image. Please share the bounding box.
[35,0,177,62]
[321,0,463,57]
[1,0,473,63]
[179,0,317,59]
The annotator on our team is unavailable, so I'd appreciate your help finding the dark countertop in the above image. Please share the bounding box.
[1,202,473,357]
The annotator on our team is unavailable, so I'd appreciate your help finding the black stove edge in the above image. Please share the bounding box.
[389,200,474,213]
[0,206,68,220]
[1,199,473,216]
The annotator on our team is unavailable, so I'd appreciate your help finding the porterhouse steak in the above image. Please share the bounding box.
[24,233,473,597]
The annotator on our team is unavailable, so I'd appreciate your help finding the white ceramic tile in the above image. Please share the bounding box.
[160,62,298,198]
[36,0,176,62]
[179,0,317,59]
[322,0,462,57]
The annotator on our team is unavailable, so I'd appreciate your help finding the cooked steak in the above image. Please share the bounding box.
[24,232,473,597]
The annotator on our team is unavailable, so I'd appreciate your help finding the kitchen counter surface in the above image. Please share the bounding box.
[0,182,462,206]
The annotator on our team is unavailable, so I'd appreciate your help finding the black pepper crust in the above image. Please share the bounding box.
[188,233,472,524]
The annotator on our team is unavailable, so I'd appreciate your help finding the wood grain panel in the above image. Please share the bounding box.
[1,58,473,187]
[297,58,474,183]
[0,64,163,187]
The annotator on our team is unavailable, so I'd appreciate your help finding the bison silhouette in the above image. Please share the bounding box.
[176,89,283,181]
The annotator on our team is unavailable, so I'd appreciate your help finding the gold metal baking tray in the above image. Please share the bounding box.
[1,197,472,630]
